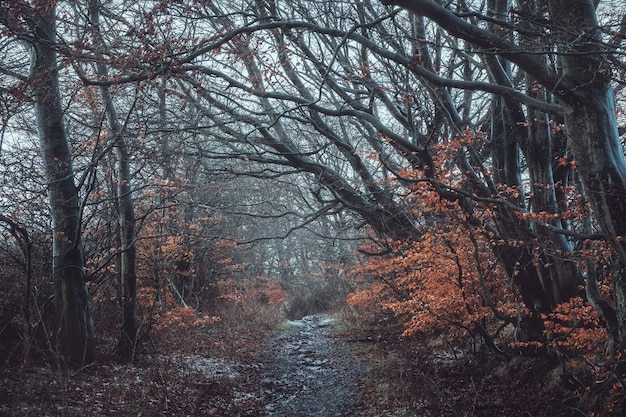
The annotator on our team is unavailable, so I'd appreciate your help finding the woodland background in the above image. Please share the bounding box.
[1,0,626,415]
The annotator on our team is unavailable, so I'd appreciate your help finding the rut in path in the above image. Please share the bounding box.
[260,315,361,417]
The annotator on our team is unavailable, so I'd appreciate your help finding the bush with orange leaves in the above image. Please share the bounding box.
[348,228,518,345]
[346,132,625,415]
[348,135,521,346]
[539,296,608,355]
[137,286,219,332]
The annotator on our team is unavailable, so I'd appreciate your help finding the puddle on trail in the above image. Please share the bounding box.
[259,315,360,417]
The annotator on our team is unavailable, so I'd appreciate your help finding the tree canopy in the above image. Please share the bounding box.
[1,0,626,413]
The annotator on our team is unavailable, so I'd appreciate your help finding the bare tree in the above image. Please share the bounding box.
[146,0,625,340]
[85,0,139,362]
[380,0,626,343]
[27,2,94,366]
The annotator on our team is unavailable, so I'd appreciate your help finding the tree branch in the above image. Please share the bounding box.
[379,0,575,98]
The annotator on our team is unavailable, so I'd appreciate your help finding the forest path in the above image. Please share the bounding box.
[258,315,361,417]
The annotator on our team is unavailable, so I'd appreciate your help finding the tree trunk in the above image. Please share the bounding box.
[563,87,626,345]
[89,0,139,362]
[115,129,139,361]
[546,0,626,345]
[30,4,94,366]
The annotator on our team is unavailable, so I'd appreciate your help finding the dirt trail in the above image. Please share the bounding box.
[259,315,360,417]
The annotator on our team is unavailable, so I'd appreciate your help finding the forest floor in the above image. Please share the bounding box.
[259,315,360,416]
[0,313,366,417]
[0,311,608,416]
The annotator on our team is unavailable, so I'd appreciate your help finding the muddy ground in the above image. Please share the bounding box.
[258,315,360,417]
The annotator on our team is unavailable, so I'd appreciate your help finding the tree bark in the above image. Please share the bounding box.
[89,0,139,362]
[30,4,94,366]
[546,0,626,345]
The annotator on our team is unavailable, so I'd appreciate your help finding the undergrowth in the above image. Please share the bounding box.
[0,288,284,417]
[338,309,623,417]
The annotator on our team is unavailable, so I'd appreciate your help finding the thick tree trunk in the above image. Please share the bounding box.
[563,87,626,345]
[526,109,582,302]
[482,5,581,315]
[30,5,94,366]
[546,0,626,345]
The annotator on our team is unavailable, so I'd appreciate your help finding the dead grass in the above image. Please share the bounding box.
[0,323,268,417]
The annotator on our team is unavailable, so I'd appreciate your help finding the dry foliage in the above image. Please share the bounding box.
[345,132,626,416]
